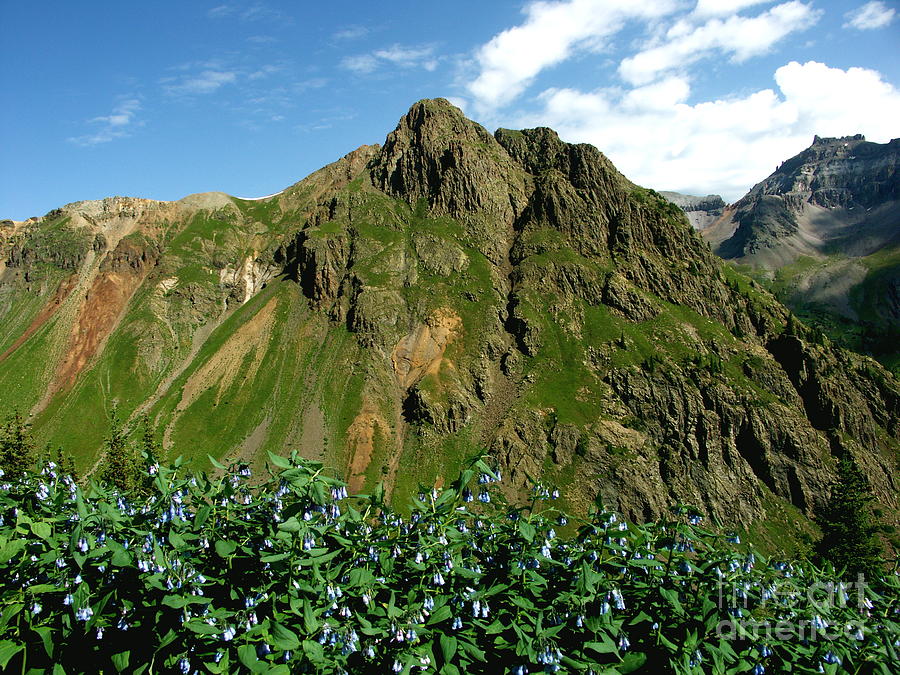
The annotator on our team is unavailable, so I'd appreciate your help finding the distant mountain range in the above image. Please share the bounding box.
[680,134,899,375]
[658,191,725,230]
[1,101,897,549]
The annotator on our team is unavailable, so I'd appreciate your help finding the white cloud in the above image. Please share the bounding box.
[333,25,368,41]
[340,44,437,73]
[692,0,774,17]
[374,45,437,70]
[520,61,900,201]
[68,99,141,147]
[207,2,285,22]
[247,64,282,80]
[165,70,237,95]
[844,1,896,29]
[619,1,821,85]
[340,54,378,74]
[467,0,680,112]
[207,4,235,18]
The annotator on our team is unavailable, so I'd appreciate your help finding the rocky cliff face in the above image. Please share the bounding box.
[703,135,900,376]
[709,135,899,263]
[660,191,726,230]
[2,101,897,547]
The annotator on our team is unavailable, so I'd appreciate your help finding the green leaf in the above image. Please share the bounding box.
[208,454,227,470]
[27,584,58,594]
[277,517,302,533]
[110,651,131,673]
[660,588,684,615]
[585,634,618,655]
[427,605,452,625]
[162,595,211,609]
[194,505,211,529]
[0,641,23,669]
[0,539,25,564]
[302,640,324,663]
[518,521,536,543]
[238,644,262,672]
[31,521,52,541]
[0,604,24,629]
[270,622,300,651]
[215,540,237,558]
[184,621,222,635]
[111,548,132,567]
[34,626,54,658]
[168,531,186,548]
[303,602,317,634]
[267,452,292,469]
[619,653,648,673]
[458,638,486,663]
[440,634,458,663]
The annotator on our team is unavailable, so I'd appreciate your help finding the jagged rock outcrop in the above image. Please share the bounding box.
[2,100,897,547]
[660,191,726,230]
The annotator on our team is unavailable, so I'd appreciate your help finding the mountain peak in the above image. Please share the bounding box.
[369,99,529,249]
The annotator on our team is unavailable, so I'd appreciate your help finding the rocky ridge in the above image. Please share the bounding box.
[1,101,897,547]
[702,135,900,375]
[660,191,726,230]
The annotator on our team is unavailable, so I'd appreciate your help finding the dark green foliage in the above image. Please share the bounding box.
[0,410,35,477]
[1,452,897,674]
[815,457,886,580]
[138,414,162,466]
[97,407,143,494]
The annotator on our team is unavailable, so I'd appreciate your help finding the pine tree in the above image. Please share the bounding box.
[53,445,78,480]
[99,406,142,493]
[139,414,161,465]
[0,410,36,476]
[815,456,884,580]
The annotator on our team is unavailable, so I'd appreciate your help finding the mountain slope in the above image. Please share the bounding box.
[704,134,900,374]
[1,101,897,545]
[660,191,725,230]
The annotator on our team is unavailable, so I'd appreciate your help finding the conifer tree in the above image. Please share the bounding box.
[815,456,884,580]
[53,445,78,479]
[0,409,36,476]
[99,406,142,493]
[139,414,161,465]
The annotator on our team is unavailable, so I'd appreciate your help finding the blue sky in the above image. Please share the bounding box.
[1,0,898,220]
